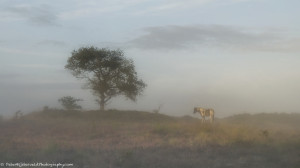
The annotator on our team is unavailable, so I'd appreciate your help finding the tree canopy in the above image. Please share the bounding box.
[65,47,146,111]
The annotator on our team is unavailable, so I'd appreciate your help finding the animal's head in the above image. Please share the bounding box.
[193,107,197,113]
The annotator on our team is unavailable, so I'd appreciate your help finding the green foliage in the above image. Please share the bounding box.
[58,96,82,110]
[65,47,146,110]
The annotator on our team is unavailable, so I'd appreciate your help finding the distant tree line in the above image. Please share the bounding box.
[58,96,82,110]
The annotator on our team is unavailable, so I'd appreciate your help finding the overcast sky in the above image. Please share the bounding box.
[1,0,300,117]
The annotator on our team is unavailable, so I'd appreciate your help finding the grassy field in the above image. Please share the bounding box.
[0,109,299,168]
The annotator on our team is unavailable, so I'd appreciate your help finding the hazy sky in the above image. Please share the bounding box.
[1,0,300,117]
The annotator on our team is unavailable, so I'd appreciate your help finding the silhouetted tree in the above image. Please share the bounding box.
[65,47,146,111]
[153,104,163,114]
[14,110,23,119]
[58,96,82,110]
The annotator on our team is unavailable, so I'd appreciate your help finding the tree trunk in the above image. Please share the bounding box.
[100,100,105,111]
[100,94,105,111]
[100,105,104,111]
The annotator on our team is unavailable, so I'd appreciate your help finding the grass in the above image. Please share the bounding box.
[0,109,299,167]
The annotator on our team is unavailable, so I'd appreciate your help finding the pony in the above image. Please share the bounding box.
[193,107,214,123]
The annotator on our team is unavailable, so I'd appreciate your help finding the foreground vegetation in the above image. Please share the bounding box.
[0,110,299,168]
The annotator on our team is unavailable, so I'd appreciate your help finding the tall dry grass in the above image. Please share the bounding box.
[0,110,299,167]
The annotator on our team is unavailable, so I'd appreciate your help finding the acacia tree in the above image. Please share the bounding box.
[65,47,146,111]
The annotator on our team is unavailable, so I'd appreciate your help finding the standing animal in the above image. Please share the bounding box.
[193,107,214,123]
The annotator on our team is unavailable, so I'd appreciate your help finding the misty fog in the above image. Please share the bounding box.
[1,0,300,117]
